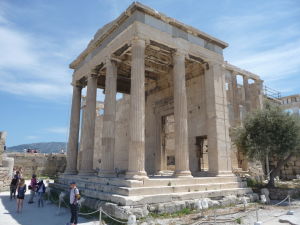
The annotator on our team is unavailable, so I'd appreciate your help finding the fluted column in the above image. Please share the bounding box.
[77,97,86,171]
[231,72,240,126]
[65,84,82,174]
[205,62,233,176]
[78,74,98,175]
[243,76,251,112]
[173,50,192,177]
[100,58,117,177]
[126,38,147,180]
[255,79,263,110]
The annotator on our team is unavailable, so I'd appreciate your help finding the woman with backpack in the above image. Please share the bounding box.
[16,178,26,213]
[37,180,46,207]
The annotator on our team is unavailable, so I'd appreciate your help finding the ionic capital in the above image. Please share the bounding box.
[131,37,146,48]
[72,81,84,89]
[88,73,98,79]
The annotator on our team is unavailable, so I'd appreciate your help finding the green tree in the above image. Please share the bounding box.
[234,102,300,187]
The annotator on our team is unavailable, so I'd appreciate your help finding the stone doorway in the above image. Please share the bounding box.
[195,136,208,171]
[161,114,175,171]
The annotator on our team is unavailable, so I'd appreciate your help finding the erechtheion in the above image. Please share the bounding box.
[52,2,264,212]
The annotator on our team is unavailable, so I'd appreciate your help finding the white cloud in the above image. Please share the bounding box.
[46,127,68,134]
[25,135,39,140]
[0,6,90,101]
[232,40,300,81]
[215,5,300,94]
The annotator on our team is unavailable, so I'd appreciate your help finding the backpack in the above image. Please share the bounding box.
[73,188,81,204]
[38,183,46,193]
[11,177,18,186]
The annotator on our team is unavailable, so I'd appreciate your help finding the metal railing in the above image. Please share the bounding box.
[264,85,281,99]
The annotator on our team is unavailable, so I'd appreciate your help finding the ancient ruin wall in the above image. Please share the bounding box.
[6,153,66,178]
[270,155,300,180]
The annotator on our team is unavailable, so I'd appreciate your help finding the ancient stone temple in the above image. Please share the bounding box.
[52,2,263,216]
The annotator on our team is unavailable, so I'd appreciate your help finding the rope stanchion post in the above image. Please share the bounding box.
[254,204,263,225]
[56,192,66,216]
[287,195,294,215]
[213,208,216,225]
[99,207,102,225]
[242,196,248,212]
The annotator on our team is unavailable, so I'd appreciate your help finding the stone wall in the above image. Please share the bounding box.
[0,131,13,192]
[270,155,300,180]
[268,187,300,200]
[6,153,66,178]
[0,131,7,166]
[0,167,10,191]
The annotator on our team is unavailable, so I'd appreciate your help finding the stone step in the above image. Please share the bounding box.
[50,183,252,206]
[57,174,240,188]
[143,176,240,187]
[116,182,246,196]
[112,188,253,206]
[55,176,243,196]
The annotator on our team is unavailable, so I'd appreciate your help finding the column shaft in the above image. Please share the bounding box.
[205,62,233,176]
[78,98,86,171]
[173,51,192,177]
[231,73,240,126]
[79,74,97,175]
[126,39,147,179]
[100,59,117,177]
[255,79,263,110]
[65,85,82,174]
[243,76,251,112]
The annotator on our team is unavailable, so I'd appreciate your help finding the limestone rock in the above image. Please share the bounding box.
[261,188,270,204]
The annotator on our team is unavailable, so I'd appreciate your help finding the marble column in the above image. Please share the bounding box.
[205,62,233,176]
[173,50,192,177]
[78,74,98,175]
[65,84,82,174]
[100,58,117,177]
[231,72,240,126]
[126,38,147,180]
[243,76,251,112]
[255,79,263,110]
[77,97,86,171]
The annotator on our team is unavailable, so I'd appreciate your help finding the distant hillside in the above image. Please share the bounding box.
[7,142,67,153]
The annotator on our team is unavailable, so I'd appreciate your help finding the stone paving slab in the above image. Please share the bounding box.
[0,191,98,225]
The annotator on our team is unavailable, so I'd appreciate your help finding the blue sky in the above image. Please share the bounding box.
[0,0,299,146]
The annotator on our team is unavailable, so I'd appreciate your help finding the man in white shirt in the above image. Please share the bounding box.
[69,181,80,225]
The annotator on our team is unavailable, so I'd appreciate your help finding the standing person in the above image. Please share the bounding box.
[16,178,26,213]
[28,174,37,204]
[68,181,80,225]
[37,180,46,207]
[10,171,20,200]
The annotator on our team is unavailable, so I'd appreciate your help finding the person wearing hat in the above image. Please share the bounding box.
[68,181,80,225]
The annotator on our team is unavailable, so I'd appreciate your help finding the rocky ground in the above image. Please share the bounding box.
[139,200,300,225]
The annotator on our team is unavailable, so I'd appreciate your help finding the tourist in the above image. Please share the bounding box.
[68,181,80,225]
[18,167,23,178]
[37,180,46,207]
[10,171,20,200]
[16,178,26,213]
[28,174,37,204]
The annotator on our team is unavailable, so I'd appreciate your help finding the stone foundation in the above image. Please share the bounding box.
[6,153,66,178]
[268,188,300,200]
[50,185,258,219]
[270,155,300,180]
[0,167,10,191]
